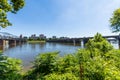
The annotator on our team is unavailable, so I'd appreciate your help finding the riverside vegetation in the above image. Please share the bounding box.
[1,1,120,80]
[1,33,120,80]
[28,38,46,43]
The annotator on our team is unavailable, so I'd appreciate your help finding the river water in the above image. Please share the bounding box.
[2,42,81,70]
[2,41,119,70]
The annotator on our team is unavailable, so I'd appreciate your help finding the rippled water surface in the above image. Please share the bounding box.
[2,42,81,69]
[2,41,118,70]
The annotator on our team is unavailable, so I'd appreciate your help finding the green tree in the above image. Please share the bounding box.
[24,52,79,80]
[24,52,59,79]
[33,52,59,75]
[0,1,25,79]
[76,49,105,80]
[0,0,25,28]
[110,8,120,32]
[44,73,79,80]
[0,53,22,80]
[86,33,113,57]
[57,54,77,74]
[75,33,120,80]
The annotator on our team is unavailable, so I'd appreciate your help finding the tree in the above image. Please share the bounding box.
[33,52,59,75]
[44,73,79,80]
[0,0,25,28]
[86,33,113,57]
[75,33,120,80]
[0,53,22,80]
[24,52,59,79]
[110,8,120,32]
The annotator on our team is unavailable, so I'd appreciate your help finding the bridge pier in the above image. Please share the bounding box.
[16,40,21,45]
[73,40,76,46]
[117,39,120,49]
[0,40,7,46]
[9,40,16,46]
[83,38,89,46]
[0,40,4,51]
[0,40,9,51]
[80,39,84,48]
[0,38,27,51]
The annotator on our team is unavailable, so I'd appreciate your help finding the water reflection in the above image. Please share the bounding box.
[31,43,36,50]
[2,42,80,69]
[0,46,4,51]
[39,42,46,49]
[2,42,119,70]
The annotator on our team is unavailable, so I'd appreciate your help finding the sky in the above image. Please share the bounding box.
[1,0,120,38]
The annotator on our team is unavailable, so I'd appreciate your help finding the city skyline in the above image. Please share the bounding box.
[1,0,120,37]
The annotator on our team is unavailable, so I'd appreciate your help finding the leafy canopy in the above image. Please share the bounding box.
[0,0,25,28]
[76,33,120,80]
[110,8,120,32]
[86,33,113,57]
[0,53,22,80]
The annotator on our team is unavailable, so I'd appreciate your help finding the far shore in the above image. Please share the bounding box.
[27,40,46,43]
[0,50,3,53]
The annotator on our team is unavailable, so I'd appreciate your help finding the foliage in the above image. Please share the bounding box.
[44,73,79,80]
[0,0,25,28]
[110,8,120,32]
[23,51,59,79]
[76,49,107,80]
[0,53,22,80]
[28,38,46,42]
[0,1,24,79]
[33,51,59,75]
[86,33,113,57]
[56,54,77,73]
[75,33,120,80]
[2,33,120,80]
[23,33,120,80]
[28,38,34,41]
[23,52,80,80]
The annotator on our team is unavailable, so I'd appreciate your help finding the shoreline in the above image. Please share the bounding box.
[27,40,46,43]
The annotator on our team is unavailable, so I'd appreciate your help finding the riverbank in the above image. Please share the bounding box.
[27,40,46,43]
[0,50,3,53]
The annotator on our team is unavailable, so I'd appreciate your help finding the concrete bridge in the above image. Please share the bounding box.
[47,35,120,48]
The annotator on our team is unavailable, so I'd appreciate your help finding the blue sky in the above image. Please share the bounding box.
[1,0,120,38]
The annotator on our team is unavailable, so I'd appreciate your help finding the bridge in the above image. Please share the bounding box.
[0,38,27,46]
[47,34,120,48]
[0,32,27,47]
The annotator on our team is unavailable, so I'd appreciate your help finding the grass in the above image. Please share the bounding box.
[27,40,46,43]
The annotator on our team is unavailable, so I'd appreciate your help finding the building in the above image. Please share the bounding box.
[29,34,38,40]
[29,34,46,40]
[39,34,46,40]
[52,36,57,39]
[20,34,22,38]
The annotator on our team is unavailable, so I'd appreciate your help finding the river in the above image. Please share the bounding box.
[2,42,81,70]
[2,41,119,71]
